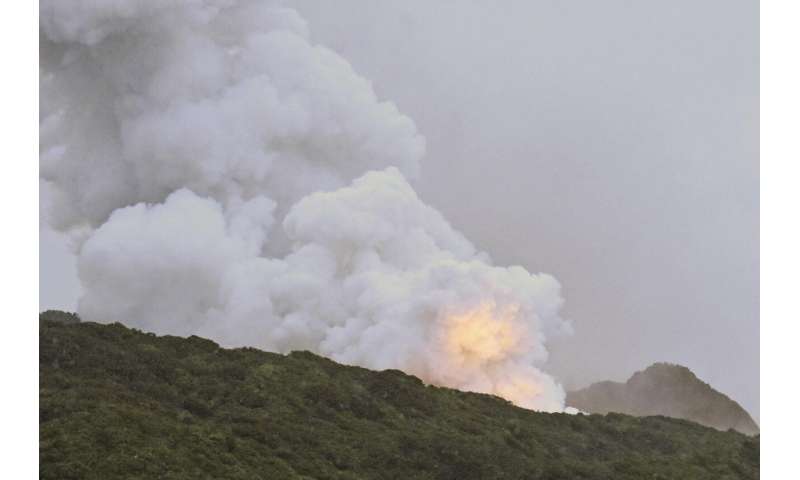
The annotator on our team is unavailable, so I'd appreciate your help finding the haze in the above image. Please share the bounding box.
[40,0,758,419]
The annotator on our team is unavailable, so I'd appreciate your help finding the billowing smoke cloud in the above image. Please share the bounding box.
[40,0,570,411]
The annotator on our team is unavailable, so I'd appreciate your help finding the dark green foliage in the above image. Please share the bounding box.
[40,310,80,324]
[40,315,759,480]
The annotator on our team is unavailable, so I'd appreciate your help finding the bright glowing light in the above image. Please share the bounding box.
[442,301,522,364]
[425,301,563,412]
[495,376,546,409]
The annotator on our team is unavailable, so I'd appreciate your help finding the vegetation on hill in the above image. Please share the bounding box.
[567,363,759,436]
[40,311,759,479]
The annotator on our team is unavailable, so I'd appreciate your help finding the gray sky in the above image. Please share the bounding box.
[40,0,759,419]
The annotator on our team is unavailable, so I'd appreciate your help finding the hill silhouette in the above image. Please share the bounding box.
[567,363,759,436]
[40,311,758,479]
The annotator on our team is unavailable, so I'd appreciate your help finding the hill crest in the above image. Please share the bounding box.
[567,362,759,435]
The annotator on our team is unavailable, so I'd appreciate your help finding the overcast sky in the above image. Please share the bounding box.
[40,0,759,419]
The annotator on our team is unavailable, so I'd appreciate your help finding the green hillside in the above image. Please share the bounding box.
[40,312,759,479]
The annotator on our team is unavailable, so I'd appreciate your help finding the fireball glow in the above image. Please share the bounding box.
[442,302,522,365]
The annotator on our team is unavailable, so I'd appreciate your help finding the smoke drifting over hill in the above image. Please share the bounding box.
[40,0,570,411]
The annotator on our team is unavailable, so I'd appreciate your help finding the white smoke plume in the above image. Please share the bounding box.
[40,0,571,411]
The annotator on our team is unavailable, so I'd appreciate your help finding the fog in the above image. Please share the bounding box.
[40,0,758,419]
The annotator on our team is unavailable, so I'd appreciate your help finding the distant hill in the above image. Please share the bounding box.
[567,363,759,436]
[40,311,758,479]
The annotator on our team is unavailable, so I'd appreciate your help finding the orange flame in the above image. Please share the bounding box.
[442,301,523,365]
[429,301,562,412]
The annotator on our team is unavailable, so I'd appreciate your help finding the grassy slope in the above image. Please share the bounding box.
[40,314,759,480]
